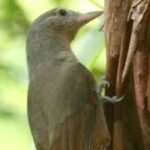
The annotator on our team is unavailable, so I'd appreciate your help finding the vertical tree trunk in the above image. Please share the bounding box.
[104,0,150,149]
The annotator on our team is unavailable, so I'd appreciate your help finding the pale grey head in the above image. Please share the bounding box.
[26,8,102,71]
[27,8,102,42]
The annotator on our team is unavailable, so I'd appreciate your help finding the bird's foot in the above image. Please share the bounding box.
[96,76,109,95]
[96,76,124,103]
[101,95,124,104]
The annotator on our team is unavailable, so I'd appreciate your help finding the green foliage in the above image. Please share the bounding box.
[0,0,105,149]
[0,0,29,35]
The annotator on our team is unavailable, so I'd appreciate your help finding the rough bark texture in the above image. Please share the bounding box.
[104,0,150,149]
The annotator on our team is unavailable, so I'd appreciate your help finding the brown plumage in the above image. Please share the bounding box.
[26,8,109,150]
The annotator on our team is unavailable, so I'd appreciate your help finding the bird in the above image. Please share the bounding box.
[26,8,121,150]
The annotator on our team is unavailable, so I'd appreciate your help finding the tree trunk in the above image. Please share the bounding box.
[104,0,150,149]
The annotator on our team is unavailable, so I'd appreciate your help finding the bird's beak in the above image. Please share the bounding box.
[77,11,103,26]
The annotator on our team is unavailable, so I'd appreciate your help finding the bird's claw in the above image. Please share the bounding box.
[96,76,124,103]
[100,95,124,104]
[96,76,110,94]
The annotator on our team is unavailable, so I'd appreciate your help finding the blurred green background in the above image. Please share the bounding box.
[0,0,105,149]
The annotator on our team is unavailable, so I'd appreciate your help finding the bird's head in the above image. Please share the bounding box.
[29,8,103,42]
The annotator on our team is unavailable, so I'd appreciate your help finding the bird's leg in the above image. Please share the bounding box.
[96,76,109,95]
[96,76,124,103]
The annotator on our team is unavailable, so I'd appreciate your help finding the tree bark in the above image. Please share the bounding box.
[104,0,150,149]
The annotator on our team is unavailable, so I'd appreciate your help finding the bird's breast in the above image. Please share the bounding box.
[28,59,96,121]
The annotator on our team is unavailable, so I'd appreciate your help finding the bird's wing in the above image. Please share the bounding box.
[28,62,110,150]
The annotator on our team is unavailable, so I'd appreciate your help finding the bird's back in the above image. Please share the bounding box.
[28,50,109,150]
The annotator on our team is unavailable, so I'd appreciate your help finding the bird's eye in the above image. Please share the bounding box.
[57,9,67,16]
